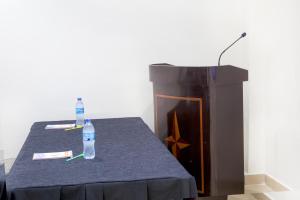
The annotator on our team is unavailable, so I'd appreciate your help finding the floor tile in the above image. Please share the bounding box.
[245,184,273,194]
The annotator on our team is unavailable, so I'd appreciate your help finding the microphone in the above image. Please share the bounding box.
[218,32,247,66]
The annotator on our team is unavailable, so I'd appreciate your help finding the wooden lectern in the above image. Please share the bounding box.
[149,64,248,199]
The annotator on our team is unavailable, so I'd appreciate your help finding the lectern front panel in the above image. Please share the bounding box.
[155,94,205,194]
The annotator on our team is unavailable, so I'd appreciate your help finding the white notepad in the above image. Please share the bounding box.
[45,124,75,130]
[33,151,73,160]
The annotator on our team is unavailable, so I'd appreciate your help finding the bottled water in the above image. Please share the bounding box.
[83,119,95,159]
[75,97,84,126]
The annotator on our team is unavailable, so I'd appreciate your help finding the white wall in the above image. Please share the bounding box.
[1,0,298,190]
[0,0,248,159]
[244,0,268,174]
[247,0,300,190]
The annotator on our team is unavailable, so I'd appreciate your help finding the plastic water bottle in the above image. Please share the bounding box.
[83,119,95,159]
[76,97,84,126]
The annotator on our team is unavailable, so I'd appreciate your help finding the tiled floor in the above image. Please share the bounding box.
[245,184,273,194]
[228,192,271,200]
[218,179,286,200]
[197,185,273,200]
[228,194,259,200]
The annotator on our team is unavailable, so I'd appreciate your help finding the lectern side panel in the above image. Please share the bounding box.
[154,94,206,194]
[209,84,244,196]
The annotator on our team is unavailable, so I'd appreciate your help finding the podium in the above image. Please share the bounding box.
[149,64,248,198]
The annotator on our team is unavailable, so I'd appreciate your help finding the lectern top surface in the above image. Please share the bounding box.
[149,63,248,85]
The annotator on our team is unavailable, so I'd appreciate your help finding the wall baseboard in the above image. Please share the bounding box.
[245,174,290,192]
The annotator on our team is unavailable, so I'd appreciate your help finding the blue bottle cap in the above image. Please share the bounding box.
[77,97,82,101]
[85,119,91,124]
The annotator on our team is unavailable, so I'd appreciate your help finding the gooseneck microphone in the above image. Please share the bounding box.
[218,32,247,66]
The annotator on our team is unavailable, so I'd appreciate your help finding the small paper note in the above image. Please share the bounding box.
[33,151,73,160]
[45,124,75,130]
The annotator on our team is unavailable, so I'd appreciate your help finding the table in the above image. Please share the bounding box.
[0,164,6,200]
[6,118,197,200]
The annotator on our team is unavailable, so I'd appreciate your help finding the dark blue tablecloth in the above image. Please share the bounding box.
[6,118,197,200]
[0,164,6,200]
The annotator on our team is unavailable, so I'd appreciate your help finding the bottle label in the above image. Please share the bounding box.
[83,133,95,141]
[89,134,95,141]
[76,108,84,114]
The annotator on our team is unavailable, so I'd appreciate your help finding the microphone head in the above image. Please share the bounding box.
[241,32,247,37]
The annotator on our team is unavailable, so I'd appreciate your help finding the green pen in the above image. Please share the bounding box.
[66,153,84,162]
[65,125,83,131]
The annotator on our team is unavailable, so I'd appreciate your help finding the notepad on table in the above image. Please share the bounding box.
[33,151,73,160]
[45,124,75,130]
